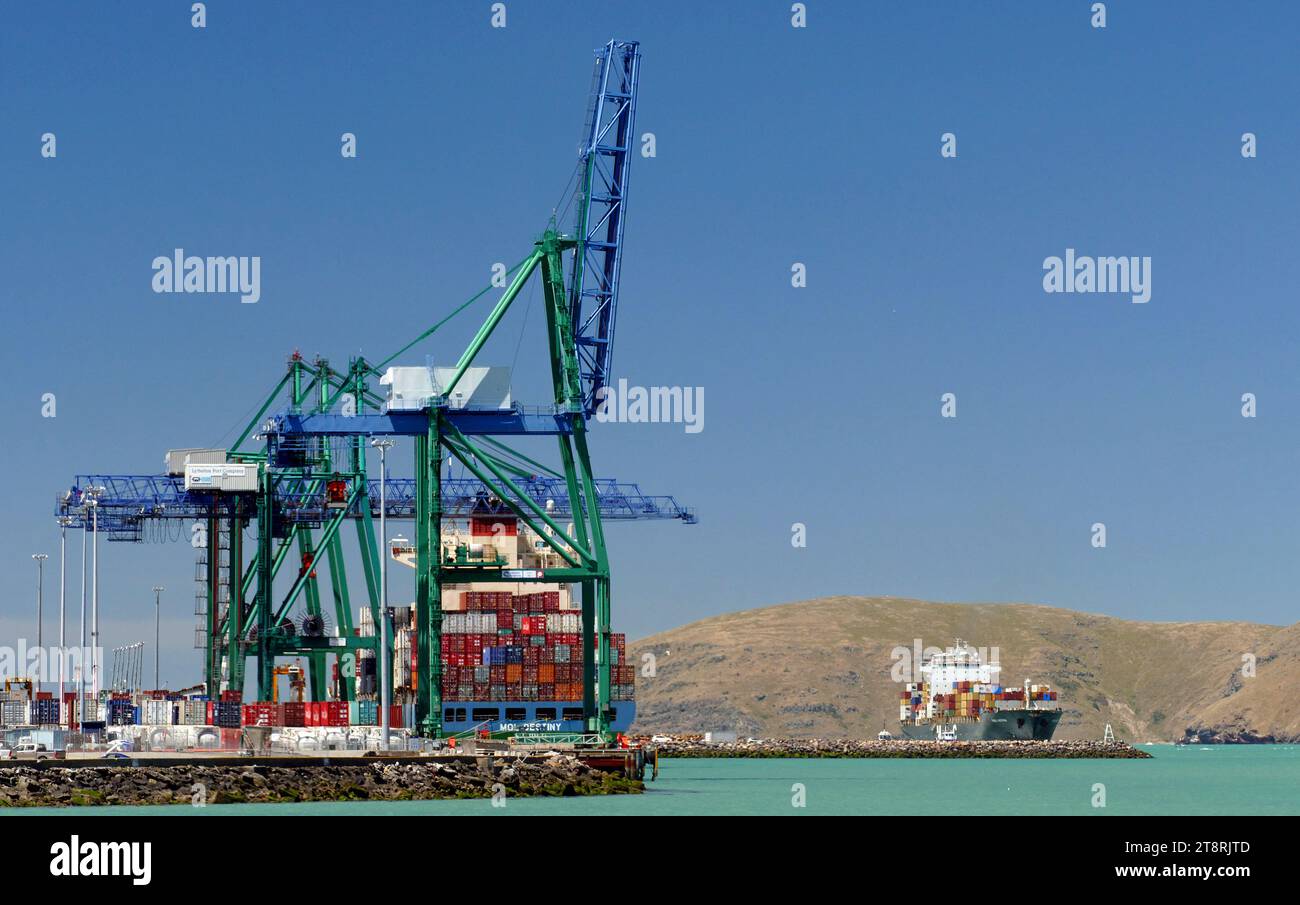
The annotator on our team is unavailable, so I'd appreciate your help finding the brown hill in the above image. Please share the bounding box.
[628,596,1300,742]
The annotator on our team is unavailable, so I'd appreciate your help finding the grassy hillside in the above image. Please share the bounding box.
[628,596,1299,742]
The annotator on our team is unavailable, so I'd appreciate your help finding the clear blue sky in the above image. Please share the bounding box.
[3,2,1299,686]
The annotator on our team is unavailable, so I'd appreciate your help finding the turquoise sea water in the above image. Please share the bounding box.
[7,745,1298,816]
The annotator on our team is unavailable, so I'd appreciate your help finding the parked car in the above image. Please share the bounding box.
[2,741,64,761]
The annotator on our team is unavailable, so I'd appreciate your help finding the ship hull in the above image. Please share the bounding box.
[899,709,1061,741]
[439,700,635,736]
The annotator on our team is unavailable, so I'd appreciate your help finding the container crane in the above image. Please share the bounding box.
[56,41,679,744]
[261,39,646,741]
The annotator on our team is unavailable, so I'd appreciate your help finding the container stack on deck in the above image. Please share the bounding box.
[900,681,1058,722]
[439,590,632,703]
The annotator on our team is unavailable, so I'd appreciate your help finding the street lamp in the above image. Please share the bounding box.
[78,507,87,729]
[32,554,48,678]
[152,586,164,690]
[84,486,105,698]
[371,437,396,751]
[56,515,73,724]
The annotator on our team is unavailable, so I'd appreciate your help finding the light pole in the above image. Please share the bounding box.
[31,553,47,652]
[78,510,87,729]
[371,437,395,751]
[57,516,72,724]
[32,554,48,685]
[85,486,104,698]
[152,586,164,690]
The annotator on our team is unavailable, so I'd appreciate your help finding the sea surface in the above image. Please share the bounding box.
[7,745,1298,816]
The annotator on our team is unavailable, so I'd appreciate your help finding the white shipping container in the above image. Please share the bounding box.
[432,366,512,410]
[79,697,105,723]
[552,613,581,633]
[178,701,208,725]
[185,463,258,492]
[166,447,227,476]
[143,700,174,725]
[1,701,27,725]
[379,366,437,411]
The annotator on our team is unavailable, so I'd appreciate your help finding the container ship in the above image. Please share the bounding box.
[378,513,635,736]
[897,640,1061,741]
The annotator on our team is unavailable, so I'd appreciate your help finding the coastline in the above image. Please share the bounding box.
[643,737,1153,759]
[0,755,643,808]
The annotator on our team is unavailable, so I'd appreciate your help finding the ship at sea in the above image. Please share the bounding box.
[897,640,1061,741]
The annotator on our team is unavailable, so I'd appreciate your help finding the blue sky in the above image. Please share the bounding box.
[3,2,1299,686]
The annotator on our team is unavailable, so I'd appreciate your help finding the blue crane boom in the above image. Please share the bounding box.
[569,40,640,417]
[56,474,695,534]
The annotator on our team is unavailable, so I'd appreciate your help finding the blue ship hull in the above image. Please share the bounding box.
[899,708,1061,741]
[439,700,636,735]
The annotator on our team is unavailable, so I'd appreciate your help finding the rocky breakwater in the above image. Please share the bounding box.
[647,737,1152,759]
[0,755,643,808]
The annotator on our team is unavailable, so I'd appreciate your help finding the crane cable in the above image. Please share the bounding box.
[374,252,535,372]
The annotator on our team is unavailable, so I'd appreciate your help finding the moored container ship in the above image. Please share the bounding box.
[379,514,635,736]
[897,640,1061,741]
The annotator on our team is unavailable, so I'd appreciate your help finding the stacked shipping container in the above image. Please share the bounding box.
[441,591,633,702]
[899,681,1059,721]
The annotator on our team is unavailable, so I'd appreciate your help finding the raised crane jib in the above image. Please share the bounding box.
[568,39,640,418]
